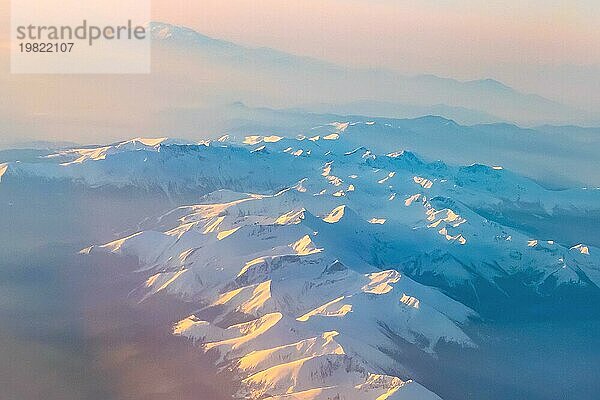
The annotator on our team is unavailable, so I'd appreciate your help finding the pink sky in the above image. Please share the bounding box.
[0,0,598,115]
[2,0,598,80]
[151,0,600,79]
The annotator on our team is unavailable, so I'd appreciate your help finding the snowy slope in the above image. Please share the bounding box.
[83,187,472,399]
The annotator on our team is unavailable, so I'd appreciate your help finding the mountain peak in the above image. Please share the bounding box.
[148,21,235,49]
[466,78,513,92]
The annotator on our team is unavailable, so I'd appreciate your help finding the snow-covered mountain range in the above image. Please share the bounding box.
[2,120,599,399]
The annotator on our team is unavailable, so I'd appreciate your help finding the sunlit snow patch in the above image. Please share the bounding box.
[414,176,434,189]
[323,205,346,223]
[570,244,590,255]
[0,163,8,183]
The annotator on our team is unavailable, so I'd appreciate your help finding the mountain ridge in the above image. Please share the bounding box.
[147,21,595,127]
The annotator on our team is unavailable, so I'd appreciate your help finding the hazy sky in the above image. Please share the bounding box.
[151,0,600,72]
[1,0,598,106]
[2,1,599,78]
[147,0,600,112]
[0,0,599,147]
